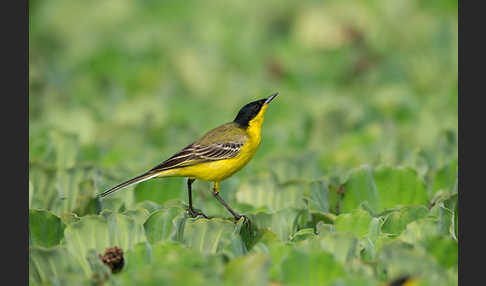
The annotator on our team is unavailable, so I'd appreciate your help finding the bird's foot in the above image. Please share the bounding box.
[234,214,251,231]
[188,208,209,219]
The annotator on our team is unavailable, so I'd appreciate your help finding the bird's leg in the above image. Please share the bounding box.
[187,178,208,219]
[212,182,251,230]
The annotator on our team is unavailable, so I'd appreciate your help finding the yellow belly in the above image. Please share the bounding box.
[161,138,260,182]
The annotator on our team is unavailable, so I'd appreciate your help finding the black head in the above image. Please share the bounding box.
[233,93,278,127]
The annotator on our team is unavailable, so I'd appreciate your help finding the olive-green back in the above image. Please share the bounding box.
[196,122,248,145]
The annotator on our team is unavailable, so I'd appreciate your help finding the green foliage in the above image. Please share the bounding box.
[143,203,186,244]
[29,209,66,247]
[29,246,84,285]
[236,173,307,211]
[334,209,373,238]
[64,211,146,275]
[29,0,457,284]
[339,166,379,214]
[339,166,430,215]
[135,178,183,205]
[314,231,360,265]
[374,167,429,212]
[223,253,270,286]
[430,159,458,196]
[115,241,226,286]
[281,247,345,286]
[376,242,456,286]
[249,208,306,242]
[381,206,429,236]
[182,218,247,257]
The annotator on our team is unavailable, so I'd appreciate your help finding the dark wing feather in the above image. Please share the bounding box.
[148,141,245,173]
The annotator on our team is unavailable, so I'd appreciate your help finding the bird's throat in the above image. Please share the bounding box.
[246,105,267,144]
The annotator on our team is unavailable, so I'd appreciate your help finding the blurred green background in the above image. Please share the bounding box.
[29,0,457,285]
[29,0,457,175]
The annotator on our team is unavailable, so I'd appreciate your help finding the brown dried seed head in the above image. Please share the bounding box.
[98,246,125,273]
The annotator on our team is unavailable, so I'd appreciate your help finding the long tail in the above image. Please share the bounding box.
[98,172,160,198]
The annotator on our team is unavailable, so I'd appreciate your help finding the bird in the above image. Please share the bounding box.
[98,93,278,227]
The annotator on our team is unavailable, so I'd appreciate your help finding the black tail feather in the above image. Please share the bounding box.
[98,172,157,198]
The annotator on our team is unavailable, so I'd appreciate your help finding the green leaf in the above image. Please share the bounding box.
[57,168,98,215]
[29,209,66,247]
[281,247,346,286]
[266,243,293,280]
[102,210,147,248]
[248,229,281,252]
[29,180,34,208]
[454,200,458,241]
[29,128,53,162]
[334,209,373,238]
[115,241,225,286]
[399,218,442,244]
[64,215,110,275]
[86,249,111,281]
[99,196,125,213]
[290,228,317,242]
[122,241,154,273]
[223,253,270,286]
[314,231,360,265]
[340,166,379,214]
[29,165,58,212]
[339,166,430,215]
[123,208,151,225]
[50,130,79,170]
[236,173,306,211]
[143,205,186,244]
[136,200,163,214]
[368,217,383,241]
[60,212,81,225]
[29,163,100,216]
[376,241,453,285]
[305,180,331,213]
[374,167,429,212]
[381,206,429,236]
[134,177,183,205]
[249,208,304,242]
[422,236,458,269]
[311,211,336,224]
[182,217,246,256]
[315,222,335,235]
[431,193,458,240]
[29,246,85,285]
[329,276,378,286]
[360,237,376,263]
[64,211,146,275]
[430,159,458,196]
[395,214,458,270]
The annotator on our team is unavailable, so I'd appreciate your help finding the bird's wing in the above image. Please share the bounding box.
[148,123,247,173]
[98,123,246,198]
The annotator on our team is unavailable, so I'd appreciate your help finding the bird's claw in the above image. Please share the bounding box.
[188,208,209,219]
[235,214,251,231]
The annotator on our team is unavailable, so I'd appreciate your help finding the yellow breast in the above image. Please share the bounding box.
[170,134,260,182]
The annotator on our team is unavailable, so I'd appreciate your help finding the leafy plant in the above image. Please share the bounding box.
[29,0,457,284]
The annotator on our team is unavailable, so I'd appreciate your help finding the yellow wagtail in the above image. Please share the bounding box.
[99,93,278,226]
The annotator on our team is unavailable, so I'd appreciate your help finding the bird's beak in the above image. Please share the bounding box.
[264,92,278,105]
